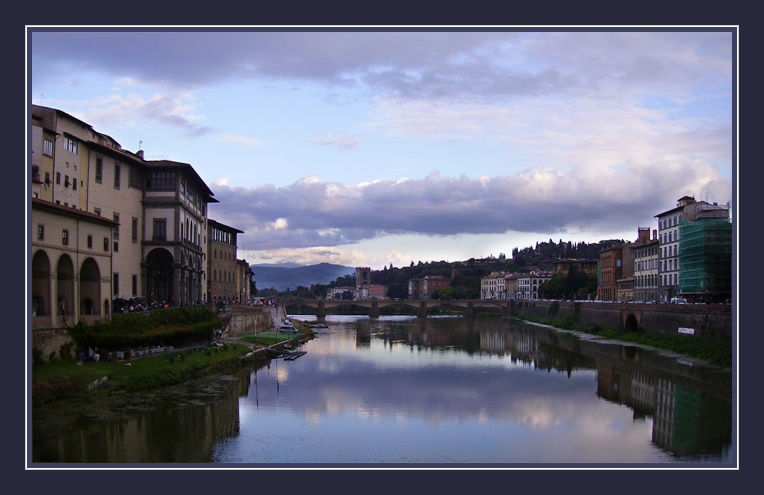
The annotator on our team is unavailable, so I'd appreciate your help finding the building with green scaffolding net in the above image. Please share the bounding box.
[678,214,732,304]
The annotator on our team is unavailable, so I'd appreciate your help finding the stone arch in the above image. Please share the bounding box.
[145,248,174,304]
[32,249,51,317]
[79,257,101,315]
[624,313,640,333]
[56,254,75,316]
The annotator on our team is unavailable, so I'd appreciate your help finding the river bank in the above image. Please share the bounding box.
[31,306,311,405]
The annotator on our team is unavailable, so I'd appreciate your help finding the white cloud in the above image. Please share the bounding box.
[219,134,264,146]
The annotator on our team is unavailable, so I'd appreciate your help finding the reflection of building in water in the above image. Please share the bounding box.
[652,378,676,448]
[33,377,245,463]
[479,327,540,363]
[630,370,656,417]
[596,358,731,459]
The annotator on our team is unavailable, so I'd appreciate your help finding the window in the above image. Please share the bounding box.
[64,137,78,154]
[95,158,103,183]
[113,273,119,296]
[56,172,61,185]
[72,179,77,191]
[43,139,53,157]
[132,217,138,243]
[128,166,140,189]
[153,219,167,240]
[45,172,51,185]
[87,235,93,249]
[64,175,70,188]
[146,172,176,191]
[132,275,138,296]
[62,229,69,246]
[37,224,44,241]
[114,241,119,252]
[94,207,101,216]
[114,163,121,189]
[113,213,120,240]
[104,237,109,252]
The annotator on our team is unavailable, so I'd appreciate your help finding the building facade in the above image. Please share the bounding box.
[408,275,451,299]
[480,271,507,300]
[236,259,254,305]
[677,207,732,303]
[30,104,237,329]
[207,219,243,303]
[516,271,553,300]
[654,196,732,303]
[654,196,696,302]
[31,198,119,328]
[598,245,624,301]
[632,228,660,302]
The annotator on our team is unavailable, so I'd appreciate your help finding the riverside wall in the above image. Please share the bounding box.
[32,306,274,362]
[510,300,733,339]
[223,306,274,337]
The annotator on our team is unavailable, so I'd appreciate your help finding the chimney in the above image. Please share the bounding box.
[137,149,144,159]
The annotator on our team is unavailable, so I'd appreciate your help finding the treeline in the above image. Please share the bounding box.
[273,238,622,300]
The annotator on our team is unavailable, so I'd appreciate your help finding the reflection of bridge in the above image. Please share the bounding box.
[281,299,511,318]
[280,298,732,339]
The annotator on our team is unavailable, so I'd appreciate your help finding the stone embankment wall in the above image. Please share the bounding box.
[32,327,75,362]
[223,306,274,336]
[32,306,275,363]
[511,300,732,339]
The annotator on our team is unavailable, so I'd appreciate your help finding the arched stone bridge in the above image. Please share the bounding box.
[282,299,511,318]
[280,298,732,339]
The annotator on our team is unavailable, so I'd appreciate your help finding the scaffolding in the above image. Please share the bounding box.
[678,217,732,302]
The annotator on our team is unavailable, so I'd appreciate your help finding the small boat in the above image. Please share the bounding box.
[279,322,298,333]
[311,323,328,329]
[283,351,307,361]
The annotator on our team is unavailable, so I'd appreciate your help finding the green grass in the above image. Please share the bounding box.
[514,314,732,368]
[32,343,252,405]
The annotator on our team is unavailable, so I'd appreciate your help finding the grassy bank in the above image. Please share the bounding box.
[32,343,255,405]
[32,317,315,406]
[514,314,732,368]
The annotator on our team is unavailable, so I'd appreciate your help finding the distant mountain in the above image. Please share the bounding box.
[251,263,355,292]
[251,262,305,269]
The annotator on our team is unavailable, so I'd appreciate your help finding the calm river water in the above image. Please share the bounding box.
[31,315,734,466]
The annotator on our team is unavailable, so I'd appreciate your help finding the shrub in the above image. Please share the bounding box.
[68,306,221,350]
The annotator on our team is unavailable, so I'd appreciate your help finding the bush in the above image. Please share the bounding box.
[68,306,222,351]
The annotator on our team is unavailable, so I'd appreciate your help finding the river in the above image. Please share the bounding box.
[31,315,734,466]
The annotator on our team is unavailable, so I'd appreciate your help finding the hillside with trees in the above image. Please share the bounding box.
[269,238,622,300]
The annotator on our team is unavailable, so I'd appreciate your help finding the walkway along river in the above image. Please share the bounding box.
[31,314,734,465]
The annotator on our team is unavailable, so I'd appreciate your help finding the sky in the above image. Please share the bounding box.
[28,28,735,270]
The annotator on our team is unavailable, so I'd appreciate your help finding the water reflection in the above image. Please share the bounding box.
[32,316,733,464]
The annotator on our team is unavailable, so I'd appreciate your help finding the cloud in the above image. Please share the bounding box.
[32,31,731,103]
[310,133,361,149]
[67,93,215,139]
[207,160,731,252]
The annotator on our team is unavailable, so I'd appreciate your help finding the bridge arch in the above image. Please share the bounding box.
[624,313,640,333]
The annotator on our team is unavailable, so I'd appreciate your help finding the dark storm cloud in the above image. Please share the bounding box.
[207,162,732,251]
[32,31,729,102]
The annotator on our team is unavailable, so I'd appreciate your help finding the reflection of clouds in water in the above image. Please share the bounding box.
[514,398,562,429]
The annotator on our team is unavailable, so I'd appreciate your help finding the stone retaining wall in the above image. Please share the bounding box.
[511,300,732,339]
[224,307,274,337]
